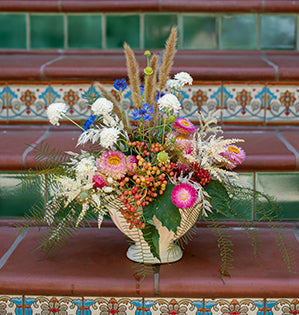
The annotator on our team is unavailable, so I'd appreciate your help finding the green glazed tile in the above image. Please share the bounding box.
[0,172,44,217]
[0,14,27,49]
[144,14,178,49]
[220,14,257,50]
[68,14,102,49]
[182,14,218,49]
[106,15,140,49]
[260,14,296,50]
[256,172,299,220]
[30,14,64,49]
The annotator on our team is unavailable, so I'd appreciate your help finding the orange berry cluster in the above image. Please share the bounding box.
[118,144,176,230]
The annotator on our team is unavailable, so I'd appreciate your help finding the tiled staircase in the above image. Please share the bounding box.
[0,0,299,312]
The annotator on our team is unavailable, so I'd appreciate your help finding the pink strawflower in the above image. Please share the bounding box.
[170,133,192,150]
[221,145,246,169]
[173,118,196,135]
[97,150,127,180]
[126,155,138,174]
[171,183,197,209]
[92,173,107,189]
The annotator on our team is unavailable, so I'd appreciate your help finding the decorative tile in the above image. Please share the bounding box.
[182,14,218,50]
[24,296,83,315]
[7,83,49,122]
[84,297,142,315]
[93,83,133,116]
[106,15,140,49]
[0,14,27,49]
[49,82,93,121]
[265,298,298,315]
[222,84,265,123]
[205,298,264,315]
[0,296,23,315]
[260,15,296,50]
[266,85,299,123]
[144,298,202,315]
[68,14,102,49]
[0,85,7,120]
[220,14,257,50]
[163,83,222,122]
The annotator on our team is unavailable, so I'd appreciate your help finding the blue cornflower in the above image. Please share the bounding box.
[140,84,145,95]
[132,103,154,121]
[82,115,95,132]
[155,92,165,102]
[113,78,127,91]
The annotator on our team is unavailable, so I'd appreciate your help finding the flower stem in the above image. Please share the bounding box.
[62,114,85,131]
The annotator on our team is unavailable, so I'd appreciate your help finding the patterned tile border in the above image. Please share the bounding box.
[1,81,299,124]
[1,296,299,315]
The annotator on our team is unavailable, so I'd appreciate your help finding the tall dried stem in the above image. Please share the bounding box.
[124,42,141,109]
[158,27,177,91]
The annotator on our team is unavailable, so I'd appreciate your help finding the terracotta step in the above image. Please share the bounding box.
[1,51,299,81]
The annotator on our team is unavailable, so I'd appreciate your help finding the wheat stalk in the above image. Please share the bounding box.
[158,27,177,91]
[124,42,141,109]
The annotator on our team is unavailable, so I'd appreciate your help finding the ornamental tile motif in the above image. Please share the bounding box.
[24,296,83,315]
[84,297,142,315]
[266,86,299,123]
[205,299,264,315]
[7,84,49,121]
[266,299,299,315]
[144,298,202,315]
[222,85,265,123]
[49,83,92,121]
[0,86,7,120]
[0,296,23,315]
[2,81,299,124]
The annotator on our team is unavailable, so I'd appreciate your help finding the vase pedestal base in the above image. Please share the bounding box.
[126,244,183,264]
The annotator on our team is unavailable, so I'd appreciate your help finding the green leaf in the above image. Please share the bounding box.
[143,184,181,233]
[205,180,230,214]
[141,222,160,261]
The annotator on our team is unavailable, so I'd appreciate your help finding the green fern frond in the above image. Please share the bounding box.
[208,215,234,281]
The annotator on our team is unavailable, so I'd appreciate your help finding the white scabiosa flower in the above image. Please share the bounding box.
[166,79,180,90]
[91,97,114,116]
[76,157,96,180]
[174,72,193,86]
[99,127,120,148]
[157,93,181,114]
[47,102,67,126]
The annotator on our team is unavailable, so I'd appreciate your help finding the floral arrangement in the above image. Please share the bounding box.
[21,28,294,275]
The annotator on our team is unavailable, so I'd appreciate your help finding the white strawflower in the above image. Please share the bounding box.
[76,157,96,181]
[174,72,193,86]
[157,93,181,114]
[47,102,67,126]
[91,97,114,115]
[166,79,180,90]
[99,127,120,148]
